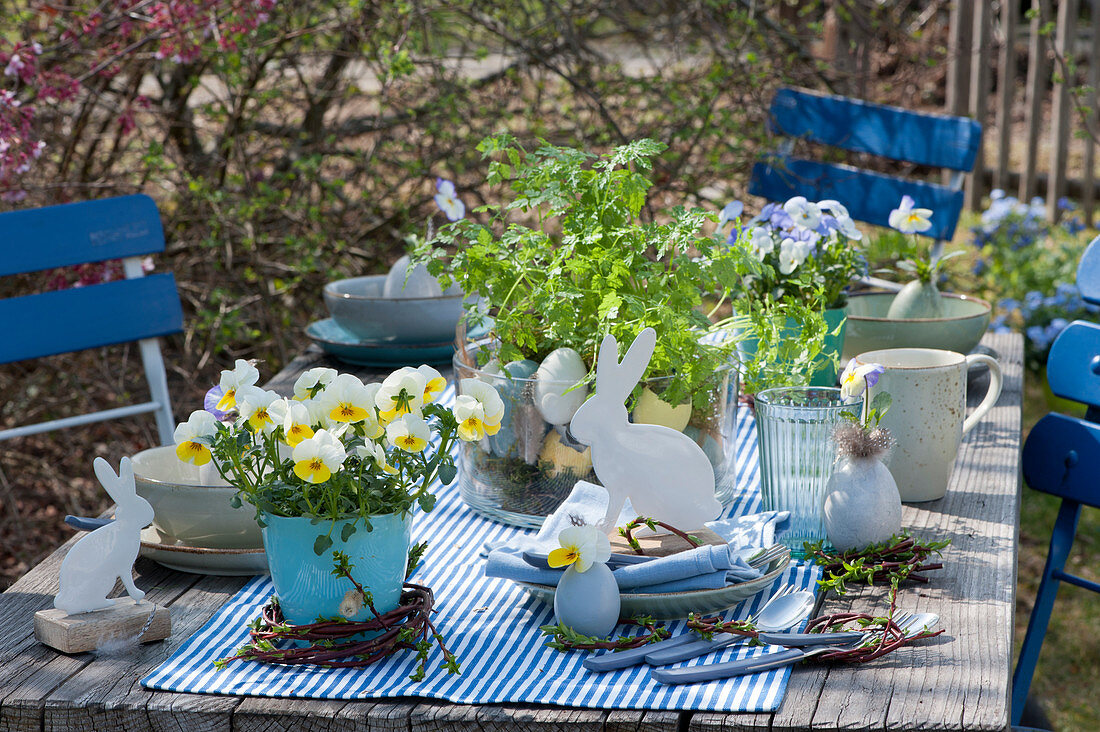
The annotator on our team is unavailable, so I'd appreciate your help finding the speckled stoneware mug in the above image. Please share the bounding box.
[852,348,1002,502]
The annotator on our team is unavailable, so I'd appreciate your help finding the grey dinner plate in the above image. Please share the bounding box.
[515,545,791,620]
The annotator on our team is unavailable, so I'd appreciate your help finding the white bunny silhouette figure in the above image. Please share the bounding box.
[54,457,155,615]
[570,328,722,533]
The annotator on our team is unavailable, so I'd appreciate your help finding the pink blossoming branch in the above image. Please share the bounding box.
[0,0,275,201]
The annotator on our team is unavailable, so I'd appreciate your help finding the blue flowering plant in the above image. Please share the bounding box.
[714,196,866,391]
[992,285,1099,371]
[718,196,866,310]
[969,190,1082,294]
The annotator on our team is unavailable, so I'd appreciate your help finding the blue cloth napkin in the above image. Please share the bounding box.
[483,546,737,592]
[613,544,760,589]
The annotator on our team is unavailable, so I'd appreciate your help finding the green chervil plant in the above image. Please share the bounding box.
[416,135,753,407]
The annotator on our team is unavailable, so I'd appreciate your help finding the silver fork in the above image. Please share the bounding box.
[582,583,799,673]
[651,611,936,685]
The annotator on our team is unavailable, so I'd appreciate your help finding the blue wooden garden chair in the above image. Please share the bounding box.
[1011,235,1100,726]
[749,87,983,265]
[0,194,183,445]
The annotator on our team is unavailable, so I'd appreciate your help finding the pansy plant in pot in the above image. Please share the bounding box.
[885,195,964,319]
[822,361,901,553]
[415,135,753,527]
[716,196,867,391]
[173,359,503,625]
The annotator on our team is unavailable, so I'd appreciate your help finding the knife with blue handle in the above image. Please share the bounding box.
[582,633,698,672]
[650,644,854,685]
[65,515,113,532]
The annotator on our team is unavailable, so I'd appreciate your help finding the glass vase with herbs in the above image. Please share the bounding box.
[415,135,753,527]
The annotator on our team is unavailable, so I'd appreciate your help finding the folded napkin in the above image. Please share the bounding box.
[613,544,760,590]
[483,482,785,594]
[706,510,791,549]
[483,546,751,593]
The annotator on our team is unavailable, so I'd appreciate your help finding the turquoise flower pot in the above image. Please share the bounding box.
[737,307,847,387]
[261,512,412,625]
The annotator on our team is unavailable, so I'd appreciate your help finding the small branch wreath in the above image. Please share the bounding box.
[618,516,703,555]
[804,532,950,595]
[216,550,458,681]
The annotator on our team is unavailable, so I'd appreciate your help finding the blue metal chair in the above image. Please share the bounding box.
[0,194,183,445]
[1011,316,1100,725]
[749,87,983,264]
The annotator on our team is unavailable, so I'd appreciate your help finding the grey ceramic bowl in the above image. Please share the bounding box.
[842,291,992,360]
[323,275,465,344]
[131,446,262,549]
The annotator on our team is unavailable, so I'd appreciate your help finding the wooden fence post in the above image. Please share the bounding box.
[995,0,1018,192]
[1084,0,1099,226]
[1020,0,1051,202]
[947,0,974,118]
[1047,0,1079,221]
[966,1,992,210]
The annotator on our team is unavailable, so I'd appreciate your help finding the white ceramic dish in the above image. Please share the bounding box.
[132,446,263,549]
[515,545,791,620]
[139,527,268,576]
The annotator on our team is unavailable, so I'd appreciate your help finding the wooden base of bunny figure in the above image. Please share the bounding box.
[35,456,171,654]
[34,599,171,654]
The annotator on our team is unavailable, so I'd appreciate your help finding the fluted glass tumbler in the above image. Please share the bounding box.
[754,387,849,557]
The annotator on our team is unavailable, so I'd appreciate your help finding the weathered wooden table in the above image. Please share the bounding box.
[0,332,1022,731]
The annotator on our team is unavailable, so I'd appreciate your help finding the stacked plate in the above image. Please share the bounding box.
[132,446,267,576]
[309,273,467,367]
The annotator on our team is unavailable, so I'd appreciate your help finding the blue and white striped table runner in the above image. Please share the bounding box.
[141,385,820,712]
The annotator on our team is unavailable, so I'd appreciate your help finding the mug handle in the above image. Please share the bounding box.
[962,354,1003,435]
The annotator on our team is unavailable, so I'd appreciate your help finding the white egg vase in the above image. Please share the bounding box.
[382,254,445,299]
[823,424,902,552]
[551,526,619,638]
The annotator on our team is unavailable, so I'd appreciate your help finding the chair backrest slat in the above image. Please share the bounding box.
[768,88,983,172]
[0,194,165,277]
[0,274,183,364]
[1022,412,1100,506]
[1045,320,1100,406]
[749,158,963,242]
[1075,235,1100,306]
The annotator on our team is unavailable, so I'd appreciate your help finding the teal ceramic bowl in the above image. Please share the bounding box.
[323,275,464,344]
[842,292,992,360]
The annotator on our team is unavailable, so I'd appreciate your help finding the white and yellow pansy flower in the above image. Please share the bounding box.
[215,359,260,412]
[293,367,337,400]
[376,367,426,423]
[386,413,431,453]
[268,398,315,447]
[236,386,281,434]
[453,380,505,442]
[547,525,611,573]
[417,365,447,404]
[173,410,219,466]
[778,238,811,275]
[747,226,775,261]
[839,361,886,402]
[292,429,346,484]
[318,373,376,424]
[783,195,822,230]
[888,195,933,234]
[355,440,398,474]
[458,378,504,428]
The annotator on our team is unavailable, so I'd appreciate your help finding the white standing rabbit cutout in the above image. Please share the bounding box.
[570,328,722,533]
[54,457,155,615]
